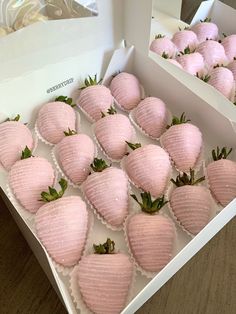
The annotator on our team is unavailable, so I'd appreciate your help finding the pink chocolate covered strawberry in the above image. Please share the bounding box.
[36,179,89,267]
[78,75,113,122]
[109,72,142,111]
[176,47,205,75]
[221,34,236,63]
[196,40,228,70]
[124,143,171,197]
[161,113,202,172]
[55,130,95,185]
[170,169,212,235]
[0,115,34,171]
[191,18,219,43]
[75,239,133,314]
[150,34,177,58]
[206,147,236,207]
[172,29,198,52]
[208,66,234,100]
[83,158,129,229]
[127,192,175,273]
[36,96,76,144]
[94,111,135,161]
[133,97,168,138]
[9,147,55,213]
[227,58,236,81]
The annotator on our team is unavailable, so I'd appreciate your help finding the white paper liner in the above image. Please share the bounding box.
[123,210,178,279]
[160,134,205,175]
[69,253,136,314]
[51,144,98,189]
[113,84,146,113]
[92,123,137,163]
[81,174,133,231]
[166,181,218,238]
[120,153,173,199]
[34,110,81,146]
[129,108,172,141]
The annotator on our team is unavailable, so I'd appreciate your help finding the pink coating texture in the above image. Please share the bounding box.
[127,213,175,272]
[78,85,113,121]
[222,35,236,62]
[191,22,219,43]
[207,159,236,207]
[161,123,202,172]
[208,67,234,99]
[170,185,211,235]
[227,60,236,81]
[37,101,76,144]
[196,40,228,69]
[77,253,133,314]
[134,97,168,138]
[83,167,129,227]
[9,157,55,213]
[176,52,205,75]
[109,72,142,111]
[0,121,33,171]
[124,144,171,197]
[36,196,88,267]
[56,134,95,185]
[150,37,177,58]
[172,30,199,52]
[167,59,183,69]
[94,114,135,160]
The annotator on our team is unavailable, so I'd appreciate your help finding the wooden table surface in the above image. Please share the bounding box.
[1,1,236,313]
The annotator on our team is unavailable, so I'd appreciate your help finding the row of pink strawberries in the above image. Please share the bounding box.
[150,18,236,103]
[0,71,236,314]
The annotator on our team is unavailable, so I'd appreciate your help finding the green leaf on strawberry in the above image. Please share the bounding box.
[125,141,141,151]
[64,128,77,136]
[101,106,117,118]
[40,178,68,202]
[79,74,102,90]
[21,146,33,160]
[55,95,76,107]
[212,146,232,161]
[171,169,205,187]
[90,158,110,172]
[93,238,115,254]
[167,112,191,129]
[131,192,168,214]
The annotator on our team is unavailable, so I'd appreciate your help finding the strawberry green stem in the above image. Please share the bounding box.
[79,74,102,90]
[131,192,168,214]
[167,112,190,129]
[40,178,68,202]
[212,146,232,161]
[90,158,109,172]
[126,141,141,151]
[93,238,115,254]
[171,169,205,187]
[155,34,165,39]
[64,128,77,136]
[55,95,76,107]
[21,146,33,159]
[101,106,117,118]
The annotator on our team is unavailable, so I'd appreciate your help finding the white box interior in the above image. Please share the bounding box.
[0,0,236,313]
[0,45,236,314]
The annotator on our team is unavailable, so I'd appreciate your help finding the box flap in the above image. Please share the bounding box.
[0,0,124,82]
[152,0,182,19]
[190,0,236,35]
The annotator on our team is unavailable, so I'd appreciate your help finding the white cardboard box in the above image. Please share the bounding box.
[149,0,236,126]
[0,1,236,313]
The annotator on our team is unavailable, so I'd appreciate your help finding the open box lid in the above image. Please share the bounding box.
[0,0,154,82]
